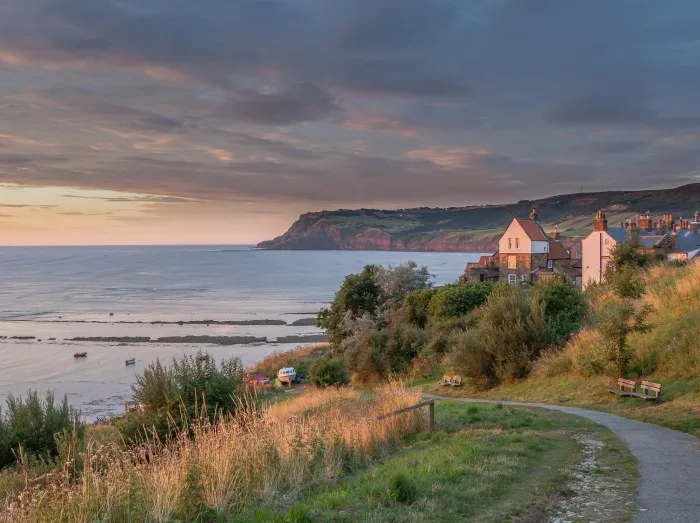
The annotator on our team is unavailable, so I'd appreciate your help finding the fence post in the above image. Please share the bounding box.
[429,400,435,432]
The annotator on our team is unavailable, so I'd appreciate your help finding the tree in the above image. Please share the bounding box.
[309,358,350,387]
[318,262,431,346]
[402,288,437,328]
[318,265,382,345]
[535,281,588,344]
[606,232,663,299]
[596,301,653,376]
[374,261,432,314]
[427,283,493,324]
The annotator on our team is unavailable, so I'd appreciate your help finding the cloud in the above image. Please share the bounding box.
[405,147,491,167]
[1,0,700,239]
[570,140,651,154]
[220,83,341,125]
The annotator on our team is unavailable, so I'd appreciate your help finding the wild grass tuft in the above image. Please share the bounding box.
[1,382,422,522]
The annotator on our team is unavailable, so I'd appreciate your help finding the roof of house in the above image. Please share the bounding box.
[674,231,700,253]
[639,235,667,249]
[514,218,549,241]
[605,227,629,243]
[548,239,570,260]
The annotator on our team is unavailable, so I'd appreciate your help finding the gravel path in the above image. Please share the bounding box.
[423,394,700,523]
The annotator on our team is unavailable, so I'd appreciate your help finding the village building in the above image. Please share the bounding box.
[582,210,700,288]
[463,209,582,285]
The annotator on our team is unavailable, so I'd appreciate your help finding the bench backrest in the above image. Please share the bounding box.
[453,376,462,385]
[641,381,662,396]
[442,375,452,382]
[617,378,636,389]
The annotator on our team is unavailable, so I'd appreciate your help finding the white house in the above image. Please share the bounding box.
[581,211,628,288]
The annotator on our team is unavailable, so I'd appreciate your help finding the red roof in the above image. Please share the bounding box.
[515,219,549,241]
[548,239,570,260]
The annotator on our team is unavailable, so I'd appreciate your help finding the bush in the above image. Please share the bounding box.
[309,358,350,387]
[118,351,244,442]
[402,288,437,328]
[535,281,588,344]
[0,390,84,469]
[427,283,493,324]
[448,286,554,386]
[446,330,494,389]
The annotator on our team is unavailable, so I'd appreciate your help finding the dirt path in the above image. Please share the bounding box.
[423,394,700,523]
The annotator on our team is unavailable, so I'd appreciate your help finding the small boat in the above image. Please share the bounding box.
[277,367,296,385]
[198,354,210,362]
[125,358,136,366]
[73,352,87,358]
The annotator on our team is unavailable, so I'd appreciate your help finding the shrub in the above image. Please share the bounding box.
[427,283,493,324]
[595,301,653,377]
[402,288,437,328]
[319,262,431,345]
[309,358,350,387]
[448,286,554,386]
[0,390,84,469]
[535,281,587,344]
[446,330,494,389]
[118,351,244,442]
[318,265,383,345]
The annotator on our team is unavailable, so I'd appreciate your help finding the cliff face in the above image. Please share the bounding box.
[257,184,700,252]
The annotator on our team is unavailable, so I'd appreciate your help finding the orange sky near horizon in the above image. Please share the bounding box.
[0,185,293,246]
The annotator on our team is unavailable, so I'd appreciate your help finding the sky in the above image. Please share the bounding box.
[1,1,700,245]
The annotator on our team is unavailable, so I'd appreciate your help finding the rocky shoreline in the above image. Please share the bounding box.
[56,334,327,345]
[11,318,318,326]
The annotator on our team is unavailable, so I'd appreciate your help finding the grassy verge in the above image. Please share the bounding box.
[424,374,700,435]
[242,401,637,522]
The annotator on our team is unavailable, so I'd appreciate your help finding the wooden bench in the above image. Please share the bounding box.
[608,378,662,400]
[439,375,453,386]
[640,380,662,400]
[439,375,463,387]
[608,378,637,397]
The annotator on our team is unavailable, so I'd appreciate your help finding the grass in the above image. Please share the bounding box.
[242,401,638,522]
[427,262,700,436]
[425,375,700,435]
[1,383,423,522]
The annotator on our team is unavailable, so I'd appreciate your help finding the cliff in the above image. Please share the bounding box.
[258,184,700,252]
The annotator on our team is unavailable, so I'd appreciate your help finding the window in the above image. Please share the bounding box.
[521,274,528,282]
[508,238,512,249]
[508,274,517,284]
[515,238,520,249]
[548,260,554,269]
[508,255,517,269]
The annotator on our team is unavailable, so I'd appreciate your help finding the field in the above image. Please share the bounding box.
[241,401,638,522]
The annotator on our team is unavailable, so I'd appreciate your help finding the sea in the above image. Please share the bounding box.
[0,246,483,420]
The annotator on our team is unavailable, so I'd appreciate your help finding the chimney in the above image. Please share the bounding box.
[551,225,560,240]
[638,212,652,231]
[594,210,608,232]
[529,208,539,221]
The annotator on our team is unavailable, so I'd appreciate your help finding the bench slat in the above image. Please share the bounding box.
[617,378,636,387]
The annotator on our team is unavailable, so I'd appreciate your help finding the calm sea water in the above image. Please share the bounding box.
[0,246,481,419]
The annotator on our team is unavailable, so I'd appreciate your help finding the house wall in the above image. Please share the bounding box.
[498,221,533,254]
[582,231,616,288]
[499,252,548,282]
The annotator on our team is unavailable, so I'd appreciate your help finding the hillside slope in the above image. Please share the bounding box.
[258,184,700,251]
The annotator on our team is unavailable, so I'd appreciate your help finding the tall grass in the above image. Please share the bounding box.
[1,383,422,522]
[536,261,700,380]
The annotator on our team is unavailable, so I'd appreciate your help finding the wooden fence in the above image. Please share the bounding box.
[377,399,435,432]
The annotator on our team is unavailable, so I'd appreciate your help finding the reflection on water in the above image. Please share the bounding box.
[0,246,482,420]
